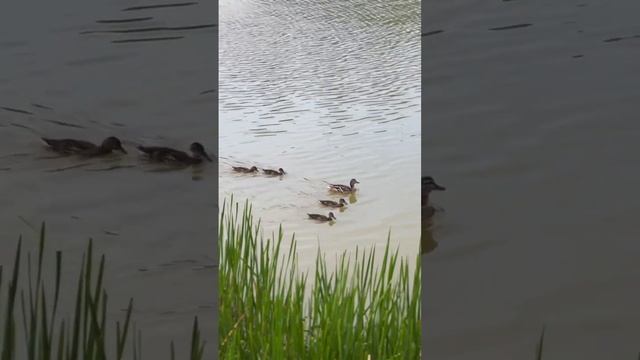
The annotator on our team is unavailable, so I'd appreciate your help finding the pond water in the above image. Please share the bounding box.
[423,0,640,358]
[0,0,216,357]
[219,0,421,270]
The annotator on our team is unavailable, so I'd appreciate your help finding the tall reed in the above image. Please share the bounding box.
[219,197,421,359]
[0,223,205,359]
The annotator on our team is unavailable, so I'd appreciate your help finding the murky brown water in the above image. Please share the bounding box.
[423,1,640,358]
[0,1,216,357]
[219,0,421,270]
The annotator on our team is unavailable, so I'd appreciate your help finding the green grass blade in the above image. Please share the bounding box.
[1,238,22,360]
[536,325,546,360]
[116,299,133,360]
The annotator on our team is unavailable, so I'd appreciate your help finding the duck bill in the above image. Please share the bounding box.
[433,183,446,191]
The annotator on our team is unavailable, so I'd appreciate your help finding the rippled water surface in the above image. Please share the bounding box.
[0,1,215,356]
[423,0,640,358]
[220,0,421,268]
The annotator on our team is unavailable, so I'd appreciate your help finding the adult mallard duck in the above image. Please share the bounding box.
[422,176,445,207]
[263,167,285,176]
[137,142,213,165]
[327,178,359,193]
[232,165,258,173]
[307,212,336,222]
[42,136,127,157]
[319,199,348,208]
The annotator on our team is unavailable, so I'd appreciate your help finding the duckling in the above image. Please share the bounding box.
[327,178,359,193]
[307,212,336,222]
[42,136,127,157]
[263,167,285,176]
[137,142,213,165]
[319,198,348,208]
[232,165,258,173]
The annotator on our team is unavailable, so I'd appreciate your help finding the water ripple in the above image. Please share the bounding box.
[220,0,420,261]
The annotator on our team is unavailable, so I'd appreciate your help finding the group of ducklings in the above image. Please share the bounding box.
[40,136,214,165]
[231,165,286,176]
[231,163,360,223]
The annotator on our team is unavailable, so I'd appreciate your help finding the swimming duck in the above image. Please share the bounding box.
[263,167,285,176]
[422,176,445,207]
[233,165,258,173]
[328,178,359,193]
[137,142,213,165]
[319,199,348,208]
[307,212,336,222]
[42,136,127,156]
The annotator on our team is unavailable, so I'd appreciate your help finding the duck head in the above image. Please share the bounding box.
[328,212,336,220]
[339,198,348,206]
[250,166,258,172]
[102,137,127,154]
[190,142,213,162]
[422,176,445,192]
[350,178,360,188]
[278,168,286,175]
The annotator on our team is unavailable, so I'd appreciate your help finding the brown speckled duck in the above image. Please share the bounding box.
[263,167,285,176]
[307,212,336,222]
[233,165,258,173]
[137,142,213,165]
[422,176,445,207]
[42,136,127,157]
[327,178,359,193]
[422,176,445,219]
[319,199,348,208]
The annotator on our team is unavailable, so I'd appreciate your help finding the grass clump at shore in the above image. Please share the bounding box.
[0,223,205,360]
[219,197,421,359]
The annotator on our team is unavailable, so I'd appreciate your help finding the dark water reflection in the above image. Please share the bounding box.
[423,0,640,358]
[0,0,216,357]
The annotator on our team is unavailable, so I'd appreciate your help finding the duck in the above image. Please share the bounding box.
[422,176,445,207]
[232,165,258,173]
[307,212,336,222]
[327,178,359,193]
[263,167,285,176]
[319,198,348,208]
[41,136,127,156]
[137,142,213,165]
